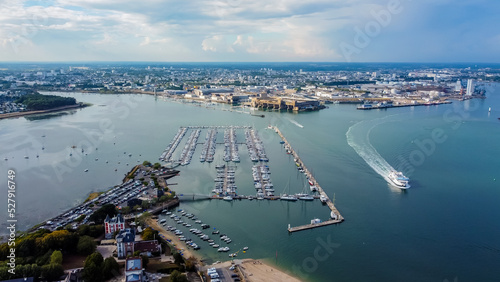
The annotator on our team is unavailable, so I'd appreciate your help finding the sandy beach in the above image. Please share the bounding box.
[147,218,302,281]
[237,259,302,282]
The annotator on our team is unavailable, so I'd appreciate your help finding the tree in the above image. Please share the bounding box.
[141,200,150,210]
[85,251,104,267]
[77,235,97,255]
[40,230,73,252]
[15,94,76,110]
[18,264,41,279]
[83,262,103,282]
[185,257,197,272]
[102,257,120,280]
[169,270,188,282]
[142,227,158,241]
[89,225,105,238]
[140,255,149,268]
[41,263,64,281]
[143,161,151,166]
[153,162,162,169]
[50,250,63,265]
[89,204,117,224]
[173,252,184,265]
[121,206,131,214]
[36,249,54,266]
[83,252,104,282]
[77,224,90,236]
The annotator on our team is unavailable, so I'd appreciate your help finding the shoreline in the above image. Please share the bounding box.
[145,218,303,281]
[211,259,302,282]
[145,218,202,261]
[0,103,89,120]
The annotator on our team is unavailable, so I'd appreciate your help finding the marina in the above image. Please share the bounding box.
[200,128,217,162]
[178,129,201,165]
[3,88,498,282]
[159,124,343,233]
[159,127,187,162]
[269,126,344,232]
[223,127,240,162]
[212,164,238,197]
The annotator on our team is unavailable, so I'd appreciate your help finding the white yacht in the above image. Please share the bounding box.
[280,194,298,201]
[388,171,411,189]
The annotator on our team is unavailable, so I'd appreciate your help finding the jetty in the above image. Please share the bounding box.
[270,126,344,232]
[357,100,452,110]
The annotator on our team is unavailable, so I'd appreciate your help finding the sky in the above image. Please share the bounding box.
[0,0,499,62]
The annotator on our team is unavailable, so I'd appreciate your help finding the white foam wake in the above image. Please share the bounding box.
[346,116,397,184]
[288,118,304,128]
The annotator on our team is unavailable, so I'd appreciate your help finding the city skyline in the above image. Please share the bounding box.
[1,0,499,62]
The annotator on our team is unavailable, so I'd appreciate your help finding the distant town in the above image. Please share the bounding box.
[1,63,498,115]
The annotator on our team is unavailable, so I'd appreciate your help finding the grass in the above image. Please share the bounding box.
[84,192,103,203]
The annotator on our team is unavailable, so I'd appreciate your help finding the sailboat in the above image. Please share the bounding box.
[296,177,314,201]
[280,178,297,201]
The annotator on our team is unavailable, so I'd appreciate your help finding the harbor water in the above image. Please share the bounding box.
[1,87,499,281]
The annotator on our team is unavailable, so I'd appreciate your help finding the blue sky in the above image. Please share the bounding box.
[1,0,499,62]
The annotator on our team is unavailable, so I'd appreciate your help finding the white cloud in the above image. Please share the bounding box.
[0,0,498,61]
[202,35,234,52]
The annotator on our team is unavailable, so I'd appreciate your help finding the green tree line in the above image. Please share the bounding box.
[0,224,104,281]
[16,94,76,110]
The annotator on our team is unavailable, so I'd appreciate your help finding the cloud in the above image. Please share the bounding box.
[0,0,499,62]
[202,35,234,52]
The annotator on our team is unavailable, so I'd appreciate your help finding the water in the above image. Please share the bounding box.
[1,87,500,281]
[346,115,403,185]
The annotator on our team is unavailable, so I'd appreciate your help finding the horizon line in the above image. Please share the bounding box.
[1,61,499,65]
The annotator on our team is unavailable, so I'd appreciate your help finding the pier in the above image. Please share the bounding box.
[270,126,344,232]
[357,100,452,110]
[287,219,341,233]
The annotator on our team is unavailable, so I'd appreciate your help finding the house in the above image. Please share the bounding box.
[104,214,125,239]
[116,228,135,259]
[134,240,162,257]
[124,257,145,282]
[154,188,164,198]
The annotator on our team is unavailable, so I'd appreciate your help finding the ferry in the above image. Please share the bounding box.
[388,171,411,189]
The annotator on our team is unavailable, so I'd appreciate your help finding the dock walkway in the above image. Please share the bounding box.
[270,126,344,232]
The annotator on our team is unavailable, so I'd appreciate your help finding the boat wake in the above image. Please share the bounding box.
[346,116,400,185]
[288,118,304,128]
